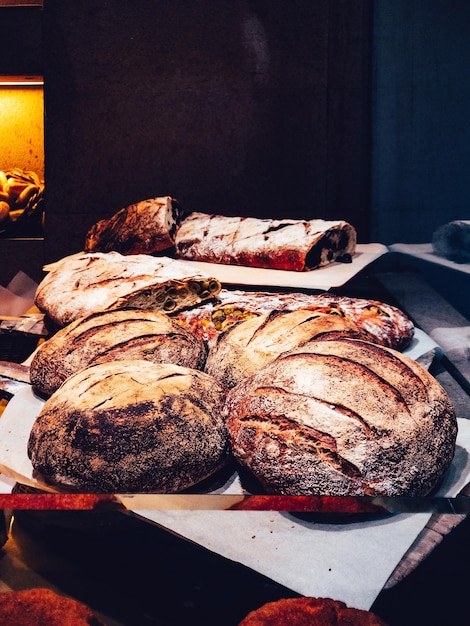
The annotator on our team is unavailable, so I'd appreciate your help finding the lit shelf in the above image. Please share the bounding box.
[0,75,43,86]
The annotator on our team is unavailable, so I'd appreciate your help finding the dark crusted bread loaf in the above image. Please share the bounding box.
[204,309,374,388]
[84,195,181,255]
[0,588,105,626]
[28,360,230,493]
[224,337,457,496]
[29,307,207,396]
[238,597,389,625]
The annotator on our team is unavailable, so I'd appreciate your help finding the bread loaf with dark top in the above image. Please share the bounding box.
[28,360,230,493]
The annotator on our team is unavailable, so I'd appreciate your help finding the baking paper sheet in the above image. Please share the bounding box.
[127,421,470,611]
[0,382,469,611]
[178,243,387,290]
[390,242,470,275]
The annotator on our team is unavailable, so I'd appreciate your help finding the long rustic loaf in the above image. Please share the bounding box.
[28,360,230,493]
[224,337,457,496]
[175,212,357,271]
[172,288,415,351]
[29,307,207,396]
[35,251,222,326]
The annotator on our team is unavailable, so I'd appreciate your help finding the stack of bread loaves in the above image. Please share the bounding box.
[26,203,457,497]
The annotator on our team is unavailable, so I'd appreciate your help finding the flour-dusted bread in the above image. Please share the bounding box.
[172,288,415,351]
[28,360,230,493]
[205,309,373,388]
[224,337,457,496]
[175,212,357,271]
[238,597,389,626]
[35,251,222,326]
[0,588,105,626]
[84,195,182,255]
[29,308,207,396]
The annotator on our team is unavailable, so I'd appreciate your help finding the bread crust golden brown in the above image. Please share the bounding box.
[224,337,457,496]
[238,596,389,625]
[29,307,207,396]
[172,288,414,351]
[0,588,104,626]
[204,309,373,389]
[28,360,230,493]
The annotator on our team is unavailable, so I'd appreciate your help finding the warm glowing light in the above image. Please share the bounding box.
[0,75,44,86]
[0,82,44,178]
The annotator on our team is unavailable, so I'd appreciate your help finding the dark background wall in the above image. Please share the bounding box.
[370,0,470,244]
[2,2,470,267]
[41,0,372,264]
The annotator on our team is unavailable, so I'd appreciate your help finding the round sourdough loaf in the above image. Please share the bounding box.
[0,588,105,626]
[238,597,389,625]
[204,309,374,388]
[29,307,207,396]
[224,337,457,496]
[27,360,230,493]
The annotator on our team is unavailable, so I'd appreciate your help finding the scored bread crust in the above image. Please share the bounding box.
[204,309,374,389]
[35,251,222,326]
[84,195,181,255]
[224,337,457,497]
[28,360,230,493]
[0,588,105,626]
[29,307,207,396]
[238,596,389,625]
[172,288,414,351]
[175,212,357,271]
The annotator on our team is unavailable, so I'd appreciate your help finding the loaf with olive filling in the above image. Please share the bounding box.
[172,288,414,351]
[35,251,221,326]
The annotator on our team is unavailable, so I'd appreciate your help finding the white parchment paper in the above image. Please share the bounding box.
[0,384,469,611]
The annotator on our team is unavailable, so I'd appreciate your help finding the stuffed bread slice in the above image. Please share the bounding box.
[174,212,357,271]
[35,251,221,326]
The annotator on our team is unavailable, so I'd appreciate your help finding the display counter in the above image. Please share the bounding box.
[0,251,469,625]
